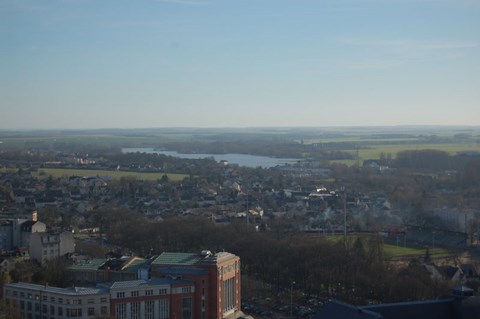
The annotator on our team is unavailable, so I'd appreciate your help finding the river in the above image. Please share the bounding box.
[122,148,299,168]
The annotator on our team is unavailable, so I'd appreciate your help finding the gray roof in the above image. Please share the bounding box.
[312,300,382,319]
[362,298,456,319]
[5,282,108,296]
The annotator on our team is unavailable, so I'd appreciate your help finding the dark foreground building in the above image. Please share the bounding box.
[313,287,480,319]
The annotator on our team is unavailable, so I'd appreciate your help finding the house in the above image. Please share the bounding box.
[423,264,464,285]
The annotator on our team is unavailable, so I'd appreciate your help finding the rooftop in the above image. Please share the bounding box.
[152,252,203,266]
[68,259,107,271]
[151,251,239,267]
[5,282,108,296]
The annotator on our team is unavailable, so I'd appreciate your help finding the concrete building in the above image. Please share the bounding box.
[4,278,199,319]
[28,231,75,264]
[3,282,110,319]
[0,218,46,250]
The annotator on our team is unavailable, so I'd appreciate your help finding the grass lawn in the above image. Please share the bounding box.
[34,168,188,181]
[320,235,451,259]
[383,244,450,259]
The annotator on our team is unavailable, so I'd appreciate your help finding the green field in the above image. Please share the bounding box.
[35,168,187,181]
[383,244,450,259]
[356,143,480,160]
[328,142,480,166]
[322,235,451,259]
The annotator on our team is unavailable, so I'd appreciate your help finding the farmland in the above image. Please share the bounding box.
[1,126,479,166]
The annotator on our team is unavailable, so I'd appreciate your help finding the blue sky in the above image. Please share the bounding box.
[1,0,479,129]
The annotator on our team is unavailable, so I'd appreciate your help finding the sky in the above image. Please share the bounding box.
[1,0,479,130]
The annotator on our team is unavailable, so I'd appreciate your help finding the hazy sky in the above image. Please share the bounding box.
[1,0,479,129]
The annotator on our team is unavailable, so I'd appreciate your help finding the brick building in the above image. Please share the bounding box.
[4,250,243,319]
[150,250,241,319]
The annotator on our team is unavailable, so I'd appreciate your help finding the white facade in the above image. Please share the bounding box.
[29,231,75,263]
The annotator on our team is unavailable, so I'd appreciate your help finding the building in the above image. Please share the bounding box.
[4,278,202,319]
[0,213,46,251]
[68,256,150,285]
[3,282,110,319]
[150,250,241,319]
[100,278,196,319]
[28,231,75,264]
[313,286,480,319]
[14,250,244,319]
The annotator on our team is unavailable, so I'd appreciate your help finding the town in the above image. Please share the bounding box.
[0,128,480,318]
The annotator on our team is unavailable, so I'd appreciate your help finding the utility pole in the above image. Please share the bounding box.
[290,281,295,317]
[342,187,347,248]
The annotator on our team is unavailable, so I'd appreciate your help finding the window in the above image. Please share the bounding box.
[20,300,25,310]
[159,288,167,295]
[20,292,25,298]
[58,307,63,316]
[88,307,94,316]
[145,289,153,296]
[131,290,139,297]
[27,301,32,311]
[28,293,32,299]
[58,298,63,304]
[116,303,127,319]
[145,300,155,319]
[42,304,47,313]
[181,287,191,293]
[50,297,55,303]
[101,306,108,315]
[131,302,140,319]
[87,299,94,304]
[35,303,40,311]
[182,298,192,319]
[223,277,235,312]
[158,299,169,319]
[100,297,107,303]
[116,292,125,298]
[50,305,55,315]
[66,308,82,317]
[42,295,47,301]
